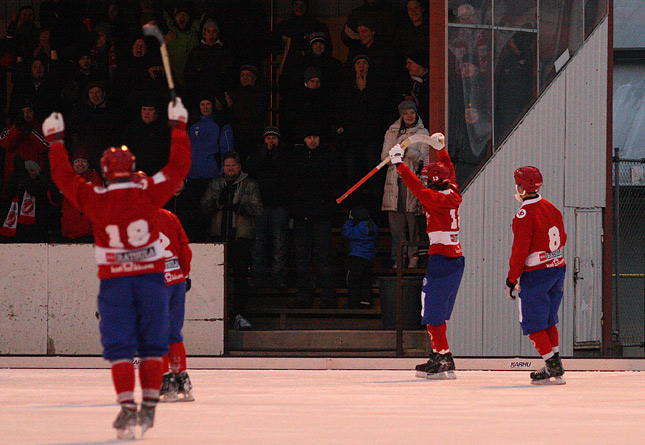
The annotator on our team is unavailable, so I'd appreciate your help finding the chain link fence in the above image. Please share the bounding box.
[613,151,645,350]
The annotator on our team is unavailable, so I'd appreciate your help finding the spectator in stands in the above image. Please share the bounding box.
[224,64,267,162]
[0,158,59,242]
[2,6,40,62]
[184,17,234,110]
[288,123,340,309]
[68,80,122,170]
[0,102,49,202]
[182,93,234,242]
[398,50,430,129]
[201,152,263,330]
[280,31,343,106]
[9,56,59,123]
[448,1,492,184]
[346,18,396,88]
[381,101,429,269]
[495,31,534,141]
[337,54,390,217]
[59,149,102,242]
[393,0,429,70]
[280,66,334,145]
[92,0,141,63]
[273,0,332,65]
[245,126,291,290]
[90,22,118,82]
[341,0,395,52]
[121,96,170,176]
[31,28,52,63]
[163,5,201,92]
[59,46,103,114]
[112,37,164,120]
[342,206,379,309]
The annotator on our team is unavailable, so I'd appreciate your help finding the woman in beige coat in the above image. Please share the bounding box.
[381,101,429,268]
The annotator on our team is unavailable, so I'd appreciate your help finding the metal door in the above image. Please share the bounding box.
[573,208,603,347]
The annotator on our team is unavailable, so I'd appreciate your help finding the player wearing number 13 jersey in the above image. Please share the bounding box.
[43,98,191,439]
[507,166,567,385]
[388,133,464,380]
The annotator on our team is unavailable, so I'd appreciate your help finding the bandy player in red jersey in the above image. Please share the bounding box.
[506,166,567,385]
[388,133,464,380]
[155,205,194,402]
[42,98,191,439]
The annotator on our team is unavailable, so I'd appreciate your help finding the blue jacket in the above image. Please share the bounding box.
[188,114,234,178]
[341,219,379,262]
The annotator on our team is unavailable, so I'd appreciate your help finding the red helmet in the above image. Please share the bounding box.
[421,162,450,187]
[514,166,543,194]
[101,146,136,182]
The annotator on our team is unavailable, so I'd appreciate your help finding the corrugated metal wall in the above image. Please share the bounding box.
[449,19,608,357]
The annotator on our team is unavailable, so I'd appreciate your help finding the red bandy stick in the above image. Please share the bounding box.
[336,134,435,205]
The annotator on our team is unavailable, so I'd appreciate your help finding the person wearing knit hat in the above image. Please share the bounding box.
[240,64,259,78]
[303,66,322,87]
[401,49,430,126]
[263,126,281,139]
[309,31,327,47]
[381,96,429,270]
[352,53,369,66]
[398,100,417,117]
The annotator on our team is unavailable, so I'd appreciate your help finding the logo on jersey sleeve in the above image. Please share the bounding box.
[516,209,527,219]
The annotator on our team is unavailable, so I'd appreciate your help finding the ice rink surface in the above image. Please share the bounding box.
[2,368,645,444]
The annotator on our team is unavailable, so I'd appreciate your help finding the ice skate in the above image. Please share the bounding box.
[176,371,195,402]
[138,399,157,437]
[113,403,137,440]
[160,372,179,402]
[416,352,456,380]
[415,352,439,378]
[530,354,566,385]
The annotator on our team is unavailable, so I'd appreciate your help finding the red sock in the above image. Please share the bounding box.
[546,325,559,353]
[169,342,187,373]
[162,354,170,372]
[528,329,553,358]
[426,323,450,354]
[111,360,135,403]
[139,357,164,400]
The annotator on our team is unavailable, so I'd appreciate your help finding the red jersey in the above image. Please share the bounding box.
[396,149,463,258]
[158,208,192,285]
[49,127,191,280]
[507,196,567,284]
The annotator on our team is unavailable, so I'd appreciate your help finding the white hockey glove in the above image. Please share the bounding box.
[168,97,188,128]
[505,279,520,301]
[429,132,445,151]
[42,112,65,143]
[389,144,404,165]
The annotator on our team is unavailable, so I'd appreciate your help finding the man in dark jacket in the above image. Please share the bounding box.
[120,97,170,176]
[201,152,263,330]
[288,123,340,308]
[245,126,291,289]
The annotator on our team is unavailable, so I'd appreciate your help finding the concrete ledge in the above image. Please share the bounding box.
[2,356,645,371]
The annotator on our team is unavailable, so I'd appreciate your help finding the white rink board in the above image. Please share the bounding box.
[1,368,645,444]
[0,243,225,355]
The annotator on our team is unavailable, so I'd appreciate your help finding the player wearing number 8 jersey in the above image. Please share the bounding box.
[43,98,191,439]
[388,133,464,380]
[506,166,567,385]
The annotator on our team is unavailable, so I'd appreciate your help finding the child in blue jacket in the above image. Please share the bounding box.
[341,207,379,308]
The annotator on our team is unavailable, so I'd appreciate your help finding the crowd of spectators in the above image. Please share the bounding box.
[0,1,504,320]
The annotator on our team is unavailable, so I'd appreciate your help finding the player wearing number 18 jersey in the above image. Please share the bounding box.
[388,133,464,380]
[43,98,191,439]
[506,166,567,385]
